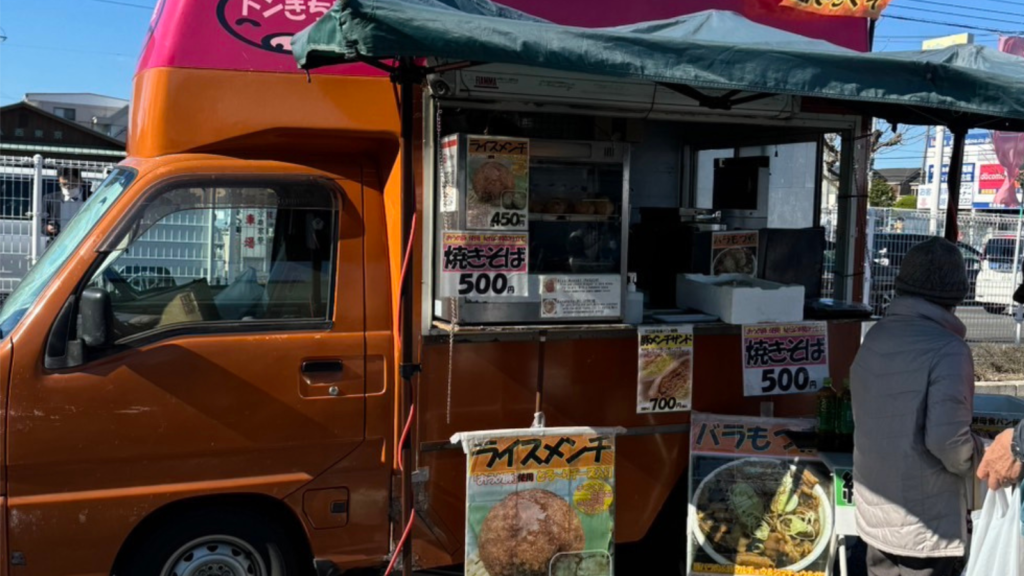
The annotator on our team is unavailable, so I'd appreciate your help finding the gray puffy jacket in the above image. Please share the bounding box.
[851,296,983,558]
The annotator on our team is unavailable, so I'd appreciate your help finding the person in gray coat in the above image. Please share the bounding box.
[851,237,983,576]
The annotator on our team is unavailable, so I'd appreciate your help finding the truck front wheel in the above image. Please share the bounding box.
[119,508,305,576]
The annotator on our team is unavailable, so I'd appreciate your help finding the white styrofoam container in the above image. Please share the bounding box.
[676,273,804,325]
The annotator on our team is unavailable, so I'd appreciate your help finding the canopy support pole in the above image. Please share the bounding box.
[944,128,967,243]
[395,56,422,576]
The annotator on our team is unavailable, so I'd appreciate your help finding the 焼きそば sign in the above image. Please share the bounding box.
[780,0,893,19]
[637,325,694,414]
[688,412,832,576]
[451,427,624,576]
[440,232,528,298]
[711,231,758,276]
[742,322,829,397]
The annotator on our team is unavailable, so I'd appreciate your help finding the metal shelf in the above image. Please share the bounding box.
[528,214,619,223]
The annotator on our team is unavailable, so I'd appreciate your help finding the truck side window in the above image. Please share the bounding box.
[87,180,337,343]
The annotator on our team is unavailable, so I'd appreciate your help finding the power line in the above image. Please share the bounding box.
[881,14,1024,35]
[963,0,1024,9]
[900,0,1024,19]
[83,0,154,9]
[887,5,1024,27]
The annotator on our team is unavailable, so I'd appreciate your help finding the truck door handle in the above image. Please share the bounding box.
[302,360,344,374]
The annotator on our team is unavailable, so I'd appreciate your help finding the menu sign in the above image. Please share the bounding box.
[466,136,529,231]
[711,231,758,276]
[688,412,832,576]
[637,325,694,414]
[540,275,621,318]
[440,232,529,298]
[452,426,623,576]
[742,323,829,397]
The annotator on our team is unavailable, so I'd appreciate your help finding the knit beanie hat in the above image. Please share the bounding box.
[894,237,969,306]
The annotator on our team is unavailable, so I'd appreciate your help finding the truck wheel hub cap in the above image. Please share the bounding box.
[165,537,264,576]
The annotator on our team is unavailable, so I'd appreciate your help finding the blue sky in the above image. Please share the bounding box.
[0,0,1017,169]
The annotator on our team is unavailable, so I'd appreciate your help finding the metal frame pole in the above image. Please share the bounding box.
[930,126,945,235]
[397,57,418,576]
[30,154,43,265]
[944,128,966,243]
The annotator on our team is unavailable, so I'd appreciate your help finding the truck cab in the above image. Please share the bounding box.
[0,153,399,575]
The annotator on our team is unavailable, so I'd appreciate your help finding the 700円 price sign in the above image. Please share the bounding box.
[440,231,528,298]
[741,322,830,397]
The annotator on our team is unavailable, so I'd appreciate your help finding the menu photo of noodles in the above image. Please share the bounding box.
[637,325,694,414]
[688,413,833,576]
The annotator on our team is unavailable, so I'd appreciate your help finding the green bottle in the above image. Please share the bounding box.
[817,378,838,452]
[838,379,855,452]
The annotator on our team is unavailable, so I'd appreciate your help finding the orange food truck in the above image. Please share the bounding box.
[1,0,1021,575]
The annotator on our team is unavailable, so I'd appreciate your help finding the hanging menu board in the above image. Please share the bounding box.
[688,412,833,576]
[742,322,830,397]
[452,426,624,576]
[637,325,694,414]
[440,232,529,298]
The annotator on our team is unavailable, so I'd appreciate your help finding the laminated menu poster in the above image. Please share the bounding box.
[711,231,758,276]
[466,136,529,231]
[540,275,621,318]
[440,134,460,213]
[742,323,830,397]
[440,232,529,298]
[637,325,694,414]
[688,412,833,576]
[451,426,625,576]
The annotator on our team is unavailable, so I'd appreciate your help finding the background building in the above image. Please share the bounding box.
[23,93,129,142]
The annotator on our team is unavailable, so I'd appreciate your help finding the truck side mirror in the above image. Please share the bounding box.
[80,287,113,348]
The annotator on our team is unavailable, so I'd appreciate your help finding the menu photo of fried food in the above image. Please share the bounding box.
[637,347,693,412]
[691,458,833,574]
[467,489,612,576]
[472,160,515,206]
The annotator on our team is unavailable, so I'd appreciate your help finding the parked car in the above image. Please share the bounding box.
[868,233,981,313]
[974,235,1023,314]
[822,234,981,314]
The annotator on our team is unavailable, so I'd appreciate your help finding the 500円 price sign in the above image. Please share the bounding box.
[741,322,829,397]
[440,231,528,298]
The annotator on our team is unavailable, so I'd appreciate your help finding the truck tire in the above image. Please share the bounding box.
[118,508,304,576]
[983,304,1007,315]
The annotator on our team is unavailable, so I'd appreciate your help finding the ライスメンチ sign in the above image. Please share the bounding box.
[452,426,623,576]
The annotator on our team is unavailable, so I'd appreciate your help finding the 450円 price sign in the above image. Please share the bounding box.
[440,231,528,298]
[741,322,829,397]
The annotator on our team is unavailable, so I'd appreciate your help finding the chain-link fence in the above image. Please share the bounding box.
[822,206,1024,343]
[0,155,115,305]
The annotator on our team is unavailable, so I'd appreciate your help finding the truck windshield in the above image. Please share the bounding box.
[0,168,136,339]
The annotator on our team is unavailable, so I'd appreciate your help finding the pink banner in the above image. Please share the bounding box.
[137,0,869,78]
[991,36,1024,208]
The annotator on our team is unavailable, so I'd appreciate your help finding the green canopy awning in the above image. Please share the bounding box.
[293,0,1024,131]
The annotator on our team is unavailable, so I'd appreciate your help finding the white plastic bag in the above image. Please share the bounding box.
[964,486,1023,576]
